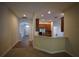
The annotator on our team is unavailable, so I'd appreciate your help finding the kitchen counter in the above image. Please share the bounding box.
[33,36,66,54]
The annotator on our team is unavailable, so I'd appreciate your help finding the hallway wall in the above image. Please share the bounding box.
[0,4,19,56]
[64,4,79,56]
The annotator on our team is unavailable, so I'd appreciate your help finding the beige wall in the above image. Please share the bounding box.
[64,4,79,56]
[0,4,19,56]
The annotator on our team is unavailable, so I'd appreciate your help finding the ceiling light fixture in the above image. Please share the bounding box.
[23,14,26,17]
[48,10,51,14]
[41,14,44,17]
[60,13,64,16]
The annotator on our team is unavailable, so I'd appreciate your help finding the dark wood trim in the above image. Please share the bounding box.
[36,18,39,31]
[61,17,64,32]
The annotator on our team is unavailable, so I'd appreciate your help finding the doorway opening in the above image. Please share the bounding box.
[14,17,32,48]
[20,21,30,40]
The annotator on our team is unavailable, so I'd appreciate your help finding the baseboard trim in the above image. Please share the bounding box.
[34,47,65,54]
[1,40,19,57]
[65,50,75,57]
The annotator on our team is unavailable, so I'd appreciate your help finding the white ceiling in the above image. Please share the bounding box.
[5,2,75,20]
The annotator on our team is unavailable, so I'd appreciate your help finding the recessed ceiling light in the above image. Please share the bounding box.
[23,14,26,17]
[48,10,51,14]
[41,14,44,17]
[60,13,64,16]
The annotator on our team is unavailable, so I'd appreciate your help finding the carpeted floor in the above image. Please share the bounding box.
[4,47,71,57]
[4,40,71,57]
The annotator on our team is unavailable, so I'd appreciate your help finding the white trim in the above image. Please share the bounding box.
[34,47,65,54]
[65,50,75,57]
[1,40,19,57]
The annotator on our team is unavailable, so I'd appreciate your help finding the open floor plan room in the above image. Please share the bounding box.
[0,2,79,57]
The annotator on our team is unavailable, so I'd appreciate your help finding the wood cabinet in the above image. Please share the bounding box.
[36,18,39,31]
[61,17,64,32]
[39,23,51,36]
[39,24,51,31]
